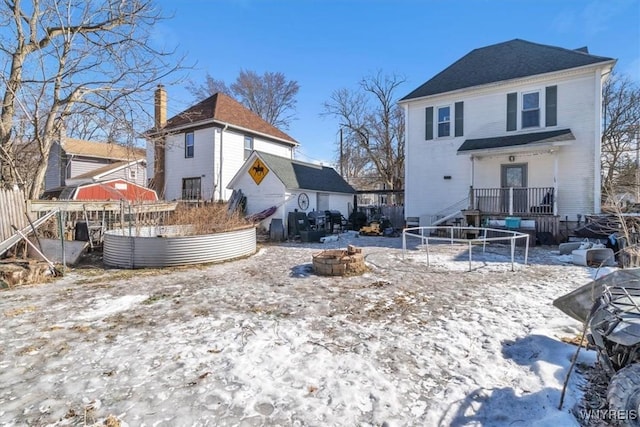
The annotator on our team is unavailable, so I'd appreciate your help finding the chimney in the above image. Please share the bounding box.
[154,84,167,130]
[153,84,167,197]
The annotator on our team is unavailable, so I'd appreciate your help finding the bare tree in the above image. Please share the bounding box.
[0,0,184,198]
[601,73,640,198]
[323,72,405,203]
[186,73,231,101]
[187,69,299,130]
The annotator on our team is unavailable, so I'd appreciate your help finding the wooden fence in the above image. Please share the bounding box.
[28,200,179,240]
[0,188,28,244]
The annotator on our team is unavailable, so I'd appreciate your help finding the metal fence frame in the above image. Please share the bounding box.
[402,226,530,271]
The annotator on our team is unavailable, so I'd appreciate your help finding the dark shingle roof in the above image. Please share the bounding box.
[163,93,297,145]
[457,129,575,153]
[401,39,614,101]
[257,152,355,194]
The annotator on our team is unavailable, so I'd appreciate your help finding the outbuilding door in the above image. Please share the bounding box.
[317,193,330,212]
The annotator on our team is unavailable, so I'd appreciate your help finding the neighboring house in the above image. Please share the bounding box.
[227,151,356,231]
[45,137,147,192]
[399,39,615,231]
[146,85,299,201]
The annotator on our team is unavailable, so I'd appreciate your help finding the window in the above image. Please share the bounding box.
[129,168,137,180]
[185,132,194,158]
[426,103,462,140]
[437,106,451,137]
[521,92,540,128]
[244,136,254,160]
[182,177,201,200]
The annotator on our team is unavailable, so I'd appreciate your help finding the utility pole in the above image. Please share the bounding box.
[339,128,344,177]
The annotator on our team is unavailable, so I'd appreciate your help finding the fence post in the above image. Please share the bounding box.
[509,187,514,215]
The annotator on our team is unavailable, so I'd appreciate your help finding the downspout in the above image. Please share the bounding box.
[553,151,558,216]
[219,123,228,201]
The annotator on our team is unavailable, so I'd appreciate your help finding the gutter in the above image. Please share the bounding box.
[146,119,299,148]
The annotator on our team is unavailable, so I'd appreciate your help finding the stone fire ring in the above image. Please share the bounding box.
[312,245,367,276]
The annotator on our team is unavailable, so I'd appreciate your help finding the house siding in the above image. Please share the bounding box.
[162,126,294,201]
[45,142,63,190]
[232,163,288,230]
[68,157,112,179]
[164,128,216,201]
[404,67,605,221]
[99,163,147,187]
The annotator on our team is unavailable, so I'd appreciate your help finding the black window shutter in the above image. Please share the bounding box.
[545,86,557,127]
[454,101,464,137]
[425,107,433,140]
[507,93,517,131]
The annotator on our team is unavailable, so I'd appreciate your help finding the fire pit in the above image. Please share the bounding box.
[312,245,366,276]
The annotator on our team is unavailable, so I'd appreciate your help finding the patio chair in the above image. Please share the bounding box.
[530,190,554,214]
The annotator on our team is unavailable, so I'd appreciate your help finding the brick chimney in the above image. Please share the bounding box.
[154,84,167,129]
[153,84,167,197]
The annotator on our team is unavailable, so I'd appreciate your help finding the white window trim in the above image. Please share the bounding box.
[520,90,542,129]
[436,104,452,138]
[129,168,137,180]
[185,132,195,158]
[244,136,254,159]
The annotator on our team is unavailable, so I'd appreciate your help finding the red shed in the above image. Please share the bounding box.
[73,179,157,202]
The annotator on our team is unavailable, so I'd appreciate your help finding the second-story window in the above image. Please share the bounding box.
[522,92,540,128]
[185,132,194,158]
[129,168,137,180]
[437,106,451,137]
[244,136,254,160]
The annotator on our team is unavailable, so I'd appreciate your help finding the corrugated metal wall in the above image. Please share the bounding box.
[0,188,28,243]
[104,225,257,268]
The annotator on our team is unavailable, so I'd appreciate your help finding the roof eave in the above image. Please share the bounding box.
[93,159,144,180]
[146,119,299,147]
[457,139,574,156]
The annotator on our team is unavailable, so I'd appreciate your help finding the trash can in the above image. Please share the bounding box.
[74,221,89,241]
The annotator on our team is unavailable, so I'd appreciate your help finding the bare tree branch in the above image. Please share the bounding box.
[323,72,405,203]
[188,69,299,130]
[0,0,188,198]
[601,72,640,200]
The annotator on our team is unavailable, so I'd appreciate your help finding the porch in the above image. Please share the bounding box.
[469,186,556,216]
[463,186,560,242]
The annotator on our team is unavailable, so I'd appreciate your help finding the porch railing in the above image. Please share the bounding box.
[469,187,555,216]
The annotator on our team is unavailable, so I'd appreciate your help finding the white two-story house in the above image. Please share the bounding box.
[400,39,615,234]
[146,85,298,201]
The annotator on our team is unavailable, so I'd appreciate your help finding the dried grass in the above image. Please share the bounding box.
[163,203,252,235]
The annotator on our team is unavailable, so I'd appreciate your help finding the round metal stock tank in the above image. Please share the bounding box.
[103,225,257,268]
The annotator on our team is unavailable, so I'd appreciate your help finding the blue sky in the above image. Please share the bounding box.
[153,0,640,165]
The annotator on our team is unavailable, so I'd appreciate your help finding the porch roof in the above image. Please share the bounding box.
[457,128,575,154]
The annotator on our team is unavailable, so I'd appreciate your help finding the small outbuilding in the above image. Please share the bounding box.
[227,151,356,233]
[41,178,158,202]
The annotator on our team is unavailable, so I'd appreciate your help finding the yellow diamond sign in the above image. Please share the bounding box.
[248,158,269,185]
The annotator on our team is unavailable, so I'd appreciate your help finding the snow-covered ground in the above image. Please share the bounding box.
[0,234,609,426]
